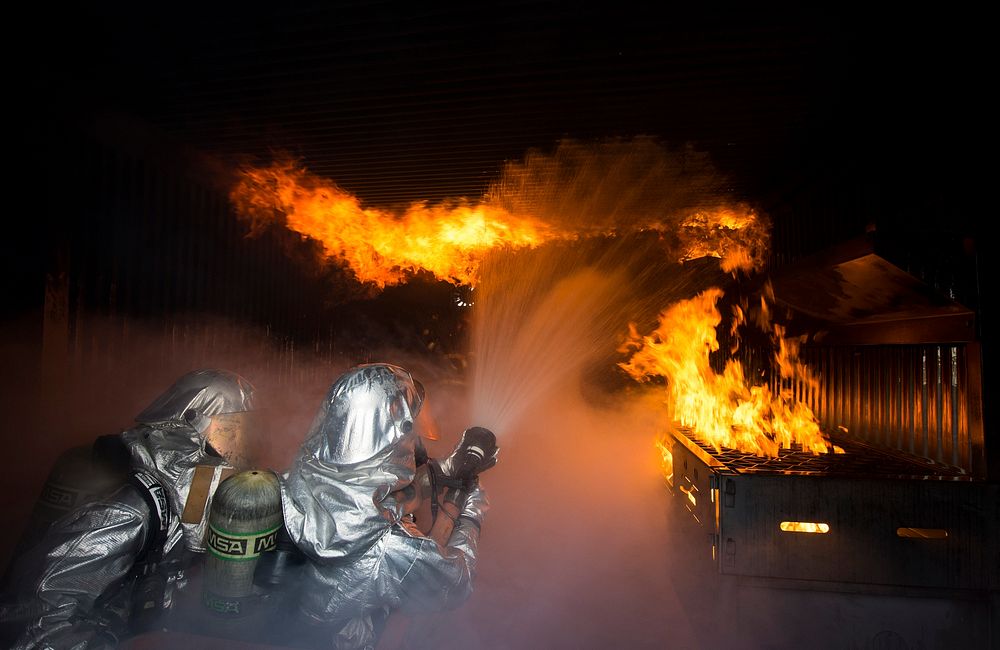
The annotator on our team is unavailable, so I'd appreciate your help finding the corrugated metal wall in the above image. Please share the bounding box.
[789,344,985,477]
[38,120,346,388]
[711,317,987,476]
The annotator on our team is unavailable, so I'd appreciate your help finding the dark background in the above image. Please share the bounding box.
[7,0,992,451]
[7,3,991,314]
[17,3,990,200]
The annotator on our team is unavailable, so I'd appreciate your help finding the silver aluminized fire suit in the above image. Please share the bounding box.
[6,368,255,649]
[281,363,488,650]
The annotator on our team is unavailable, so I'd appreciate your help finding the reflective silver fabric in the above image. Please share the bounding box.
[308,363,424,465]
[135,368,255,433]
[9,485,151,650]
[10,369,255,648]
[122,420,233,555]
[127,368,255,552]
[282,364,487,650]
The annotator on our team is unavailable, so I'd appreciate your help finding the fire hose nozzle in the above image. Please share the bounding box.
[418,426,497,544]
[443,426,499,483]
[394,428,497,543]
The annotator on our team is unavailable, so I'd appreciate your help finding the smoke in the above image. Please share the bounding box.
[0,313,343,574]
[2,307,981,649]
[229,137,769,292]
[485,136,729,233]
[485,136,770,272]
[387,383,713,649]
[379,142,766,645]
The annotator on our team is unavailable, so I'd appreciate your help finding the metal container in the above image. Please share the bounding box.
[665,426,998,591]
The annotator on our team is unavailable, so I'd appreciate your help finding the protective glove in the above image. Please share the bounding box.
[436,427,499,484]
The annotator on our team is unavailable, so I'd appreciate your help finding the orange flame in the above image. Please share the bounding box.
[654,436,674,483]
[677,206,770,273]
[230,160,562,287]
[230,159,769,288]
[620,287,835,457]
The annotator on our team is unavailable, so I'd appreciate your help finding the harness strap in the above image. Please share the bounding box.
[128,470,169,562]
[181,465,235,524]
[427,461,442,523]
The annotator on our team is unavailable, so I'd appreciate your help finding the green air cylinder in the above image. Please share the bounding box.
[202,470,282,618]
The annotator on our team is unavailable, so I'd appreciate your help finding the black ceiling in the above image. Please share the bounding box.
[22,3,987,208]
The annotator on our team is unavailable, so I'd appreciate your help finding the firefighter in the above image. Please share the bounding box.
[280,363,493,650]
[3,368,257,649]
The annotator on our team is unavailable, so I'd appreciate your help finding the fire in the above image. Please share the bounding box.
[654,436,674,484]
[230,159,563,287]
[229,158,770,288]
[780,522,830,533]
[677,206,770,273]
[620,287,836,458]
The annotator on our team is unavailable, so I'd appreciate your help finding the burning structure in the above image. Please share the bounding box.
[631,235,995,633]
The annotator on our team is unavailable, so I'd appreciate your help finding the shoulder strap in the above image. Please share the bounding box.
[91,433,132,474]
[128,470,170,562]
[181,465,236,524]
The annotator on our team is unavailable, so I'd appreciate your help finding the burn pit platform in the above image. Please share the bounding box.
[671,427,971,480]
[662,426,997,593]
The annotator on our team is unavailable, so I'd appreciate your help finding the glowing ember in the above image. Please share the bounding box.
[780,522,830,533]
[619,287,836,458]
[677,206,770,273]
[654,437,674,483]
[230,159,563,287]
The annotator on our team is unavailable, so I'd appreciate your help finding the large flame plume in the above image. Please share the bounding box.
[619,286,836,457]
[229,141,768,288]
[230,159,564,287]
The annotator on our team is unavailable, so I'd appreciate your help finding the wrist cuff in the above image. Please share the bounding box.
[457,515,481,533]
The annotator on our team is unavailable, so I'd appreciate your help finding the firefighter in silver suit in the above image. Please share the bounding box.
[4,368,256,649]
[281,363,489,650]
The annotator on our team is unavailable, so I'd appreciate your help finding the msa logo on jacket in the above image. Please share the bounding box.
[131,470,169,534]
[207,525,279,560]
[40,484,77,509]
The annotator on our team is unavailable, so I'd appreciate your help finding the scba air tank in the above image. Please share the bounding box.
[6,436,129,576]
[202,469,282,618]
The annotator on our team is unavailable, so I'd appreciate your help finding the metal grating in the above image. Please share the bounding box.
[672,427,970,480]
